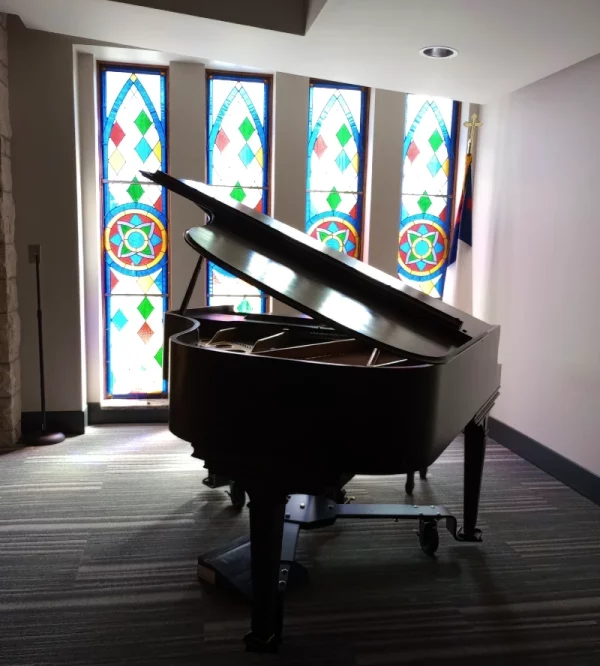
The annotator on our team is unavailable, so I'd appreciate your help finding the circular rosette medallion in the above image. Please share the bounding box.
[306,213,360,257]
[398,216,449,281]
[105,208,167,276]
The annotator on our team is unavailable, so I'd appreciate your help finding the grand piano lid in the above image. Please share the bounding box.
[143,170,495,364]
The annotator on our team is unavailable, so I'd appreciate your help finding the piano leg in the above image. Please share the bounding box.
[244,489,287,653]
[458,416,487,542]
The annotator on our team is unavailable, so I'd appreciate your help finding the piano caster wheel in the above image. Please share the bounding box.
[419,468,428,480]
[228,482,246,510]
[418,520,439,557]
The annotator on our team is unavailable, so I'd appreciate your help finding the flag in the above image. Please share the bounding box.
[443,153,473,312]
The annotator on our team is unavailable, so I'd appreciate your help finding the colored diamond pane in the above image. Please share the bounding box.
[110,122,125,147]
[101,67,168,396]
[417,194,432,213]
[138,321,154,344]
[406,140,420,163]
[327,187,342,210]
[127,178,144,203]
[313,135,327,158]
[215,128,230,153]
[230,182,247,203]
[135,109,153,135]
[427,154,442,177]
[112,309,128,331]
[137,296,155,320]
[429,129,443,152]
[135,137,153,163]
[238,143,255,167]
[336,123,352,147]
[335,150,351,173]
[154,347,163,368]
[109,149,126,175]
[239,117,255,141]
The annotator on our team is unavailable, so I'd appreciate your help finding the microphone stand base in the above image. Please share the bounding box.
[24,431,66,446]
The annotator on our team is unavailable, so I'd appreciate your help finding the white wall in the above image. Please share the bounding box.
[475,54,600,477]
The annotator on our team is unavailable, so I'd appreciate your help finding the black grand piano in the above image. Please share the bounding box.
[144,170,501,653]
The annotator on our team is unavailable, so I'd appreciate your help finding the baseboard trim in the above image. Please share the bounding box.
[87,403,168,425]
[489,417,600,506]
[21,409,88,436]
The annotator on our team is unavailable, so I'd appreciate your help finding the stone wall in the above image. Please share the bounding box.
[0,13,20,448]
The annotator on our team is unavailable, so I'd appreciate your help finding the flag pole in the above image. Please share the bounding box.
[443,113,483,309]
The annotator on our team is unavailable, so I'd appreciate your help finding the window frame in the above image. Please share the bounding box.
[205,70,274,314]
[97,61,170,400]
[398,96,462,297]
[306,78,370,260]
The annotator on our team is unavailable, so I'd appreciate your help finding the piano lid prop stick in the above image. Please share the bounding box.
[178,256,204,315]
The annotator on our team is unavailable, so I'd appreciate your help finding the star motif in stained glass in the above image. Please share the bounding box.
[417,194,432,213]
[110,214,163,266]
[399,224,445,272]
[336,123,352,147]
[316,225,350,253]
[239,117,255,142]
[327,187,342,211]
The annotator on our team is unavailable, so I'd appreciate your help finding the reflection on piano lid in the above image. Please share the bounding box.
[142,170,494,364]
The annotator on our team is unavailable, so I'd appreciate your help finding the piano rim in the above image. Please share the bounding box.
[167,312,433,371]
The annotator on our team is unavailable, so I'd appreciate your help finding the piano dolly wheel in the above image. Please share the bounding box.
[418,519,439,557]
[227,482,246,510]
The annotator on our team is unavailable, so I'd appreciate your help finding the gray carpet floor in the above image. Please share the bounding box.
[0,425,599,665]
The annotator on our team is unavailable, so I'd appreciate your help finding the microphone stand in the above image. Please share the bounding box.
[25,246,65,446]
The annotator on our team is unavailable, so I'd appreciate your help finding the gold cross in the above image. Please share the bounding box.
[464,113,483,154]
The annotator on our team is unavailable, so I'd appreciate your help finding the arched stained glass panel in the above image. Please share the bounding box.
[398,95,458,298]
[206,73,271,313]
[99,65,168,397]
[306,81,368,258]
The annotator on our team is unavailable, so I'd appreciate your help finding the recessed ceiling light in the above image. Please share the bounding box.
[420,46,458,59]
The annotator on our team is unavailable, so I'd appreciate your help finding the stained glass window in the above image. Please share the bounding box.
[99,65,168,397]
[206,73,271,314]
[398,95,459,298]
[306,81,368,258]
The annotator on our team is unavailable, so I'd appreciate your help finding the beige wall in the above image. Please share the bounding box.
[0,12,20,447]
[363,88,404,277]
[474,54,600,476]
[271,72,309,316]
[10,19,86,413]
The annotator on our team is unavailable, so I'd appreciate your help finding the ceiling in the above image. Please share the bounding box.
[3,0,600,102]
